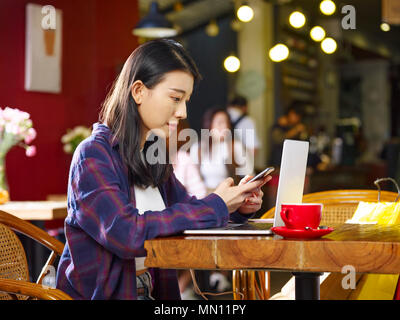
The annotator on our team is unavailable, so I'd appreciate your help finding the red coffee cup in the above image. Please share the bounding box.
[280,203,323,230]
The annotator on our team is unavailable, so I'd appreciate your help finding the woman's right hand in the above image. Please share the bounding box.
[213,177,265,213]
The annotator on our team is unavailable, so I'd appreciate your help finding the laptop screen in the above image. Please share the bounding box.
[183,139,309,235]
[273,139,309,227]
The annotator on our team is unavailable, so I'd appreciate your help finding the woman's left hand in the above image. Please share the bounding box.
[237,175,271,215]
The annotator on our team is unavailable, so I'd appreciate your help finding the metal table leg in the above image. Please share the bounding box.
[292,272,323,300]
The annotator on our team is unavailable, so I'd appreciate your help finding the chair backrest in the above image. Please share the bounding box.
[0,223,30,300]
[261,189,399,225]
[0,210,65,299]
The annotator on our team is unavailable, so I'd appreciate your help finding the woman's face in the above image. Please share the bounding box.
[132,70,194,144]
[211,112,231,141]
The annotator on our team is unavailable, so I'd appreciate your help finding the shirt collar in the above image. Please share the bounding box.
[92,122,119,148]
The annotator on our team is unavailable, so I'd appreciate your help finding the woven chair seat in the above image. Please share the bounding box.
[0,210,72,300]
[0,223,29,300]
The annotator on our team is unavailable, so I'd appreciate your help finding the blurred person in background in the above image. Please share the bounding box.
[191,107,255,192]
[269,102,308,167]
[189,107,256,295]
[227,95,260,158]
[169,119,207,199]
[168,119,207,299]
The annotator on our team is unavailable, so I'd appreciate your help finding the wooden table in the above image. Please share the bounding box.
[144,223,400,300]
[0,201,68,220]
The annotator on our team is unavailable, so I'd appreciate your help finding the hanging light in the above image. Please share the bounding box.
[289,11,306,29]
[320,0,336,16]
[321,37,337,54]
[237,2,254,22]
[269,44,289,62]
[224,55,240,73]
[310,26,326,42]
[133,1,178,38]
[380,22,390,32]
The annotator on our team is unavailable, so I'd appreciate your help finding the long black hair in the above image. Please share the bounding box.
[99,39,201,188]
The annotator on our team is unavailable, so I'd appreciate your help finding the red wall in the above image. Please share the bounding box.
[0,0,139,200]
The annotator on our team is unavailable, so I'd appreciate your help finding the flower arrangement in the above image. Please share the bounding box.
[61,125,91,154]
[0,107,37,203]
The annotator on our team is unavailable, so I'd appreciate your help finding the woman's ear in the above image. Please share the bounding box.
[131,80,146,105]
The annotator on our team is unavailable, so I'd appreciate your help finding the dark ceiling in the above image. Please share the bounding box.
[138,0,400,57]
[292,0,400,49]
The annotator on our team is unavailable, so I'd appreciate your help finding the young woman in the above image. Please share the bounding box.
[56,39,269,300]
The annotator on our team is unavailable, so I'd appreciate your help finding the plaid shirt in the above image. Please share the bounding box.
[56,123,250,300]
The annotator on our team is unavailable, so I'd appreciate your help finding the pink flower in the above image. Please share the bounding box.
[25,145,37,157]
[5,123,20,135]
[2,107,30,123]
[24,128,37,144]
[2,107,14,121]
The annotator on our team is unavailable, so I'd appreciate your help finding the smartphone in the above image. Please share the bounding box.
[246,167,275,184]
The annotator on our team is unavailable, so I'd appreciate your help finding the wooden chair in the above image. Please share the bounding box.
[0,210,72,300]
[233,188,399,300]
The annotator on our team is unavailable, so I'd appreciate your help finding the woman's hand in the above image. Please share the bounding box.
[213,176,268,214]
[237,175,271,215]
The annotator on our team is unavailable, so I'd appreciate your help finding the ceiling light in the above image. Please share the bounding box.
[289,11,306,29]
[237,3,254,22]
[321,37,337,54]
[269,44,289,62]
[224,56,240,73]
[133,1,178,38]
[320,0,336,16]
[310,26,326,42]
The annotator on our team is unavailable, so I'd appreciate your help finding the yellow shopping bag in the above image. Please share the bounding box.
[349,178,400,300]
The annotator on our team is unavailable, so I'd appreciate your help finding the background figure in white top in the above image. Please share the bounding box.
[190,107,254,193]
[189,107,254,296]
[227,95,260,158]
[168,119,207,299]
[170,119,207,199]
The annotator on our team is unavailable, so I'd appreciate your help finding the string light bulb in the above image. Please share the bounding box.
[269,44,289,62]
[320,0,336,16]
[380,23,390,32]
[289,11,306,29]
[321,37,337,54]
[310,26,326,42]
[224,55,241,72]
[237,3,254,22]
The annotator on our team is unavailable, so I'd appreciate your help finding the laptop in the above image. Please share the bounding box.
[183,139,309,235]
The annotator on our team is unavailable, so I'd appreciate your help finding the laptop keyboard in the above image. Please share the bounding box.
[226,222,273,230]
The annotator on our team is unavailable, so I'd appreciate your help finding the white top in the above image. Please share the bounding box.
[172,150,207,198]
[227,108,260,150]
[190,140,254,189]
[134,185,166,271]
